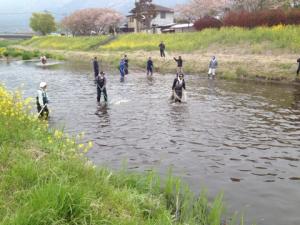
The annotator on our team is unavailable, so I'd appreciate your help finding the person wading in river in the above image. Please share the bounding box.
[36,82,49,119]
[119,59,126,82]
[172,73,186,103]
[40,55,47,65]
[95,71,108,104]
[174,56,183,74]
[147,57,154,76]
[124,55,129,75]
[93,57,99,78]
[297,57,300,76]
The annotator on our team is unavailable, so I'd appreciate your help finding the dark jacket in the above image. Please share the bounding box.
[159,43,165,50]
[297,58,300,63]
[147,60,153,69]
[174,58,183,67]
[93,60,99,73]
[96,75,106,88]
[172,78,186,90]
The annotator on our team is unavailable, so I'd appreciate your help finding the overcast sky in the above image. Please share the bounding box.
[0,0,187,32]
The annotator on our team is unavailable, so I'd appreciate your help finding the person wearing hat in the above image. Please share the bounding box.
[95,71,108,104]
[172,73,186,103]
[36,82,49,119]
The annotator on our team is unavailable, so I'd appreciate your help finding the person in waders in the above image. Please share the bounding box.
[297,58,300,76]
[93,57,99,78]
[95,71,108,104]
[147,57,153,76]
[172,73,186,103]
[119,59,126,82]
[174,56,183,74]
[36,82,49,119]
[124,55,129,75]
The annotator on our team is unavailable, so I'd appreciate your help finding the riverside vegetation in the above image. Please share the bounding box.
[0,85,248,224]
[13,25,300,83]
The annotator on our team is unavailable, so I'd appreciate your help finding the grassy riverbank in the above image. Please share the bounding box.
[0,85,244,224]
[13,25,300,82]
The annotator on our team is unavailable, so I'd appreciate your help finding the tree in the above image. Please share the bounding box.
[30,12,56,35]
[131,0,157,31]
[61,8,124,36]
[229,0,297,12]
[176,0,228,21]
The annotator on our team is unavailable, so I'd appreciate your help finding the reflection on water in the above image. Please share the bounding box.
[1,60,300,225]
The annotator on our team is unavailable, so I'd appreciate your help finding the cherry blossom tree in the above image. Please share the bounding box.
[176,0,228,21]
[61,8,124,36]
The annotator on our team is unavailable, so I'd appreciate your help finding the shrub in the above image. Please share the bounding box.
[194,16,222,31]
[223,9,288,28]
[22,51,33,60]
[286,9,300,25]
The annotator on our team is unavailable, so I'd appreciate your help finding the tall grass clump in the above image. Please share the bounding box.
[0,84,246,225]
[21,35,111,51]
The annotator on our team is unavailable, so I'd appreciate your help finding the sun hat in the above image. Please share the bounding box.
[40,82,47,88]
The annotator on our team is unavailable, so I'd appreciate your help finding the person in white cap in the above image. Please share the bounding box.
[36,82,49,119]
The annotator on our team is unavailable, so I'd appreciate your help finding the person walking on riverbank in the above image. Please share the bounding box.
[147,57,154,76]
[297,58,300,76]
[174,56,183,74]
[159,41,165,58]
[95,71,108,104]
[36,82,49,119]
[208,56,218,79]
[119,59,126,82]
[93,57,99,78]
[172,73,186,103]
[124,55,129,75]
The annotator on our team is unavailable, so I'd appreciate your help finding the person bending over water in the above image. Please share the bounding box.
[172,73,186,103]
[36,82,49,119]
[147,57,154,76]
[40,55,47,65]
[95,71,108,104]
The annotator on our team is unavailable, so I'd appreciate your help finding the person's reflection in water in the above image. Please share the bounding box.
[291,88,300,111]
[95,105,111,128]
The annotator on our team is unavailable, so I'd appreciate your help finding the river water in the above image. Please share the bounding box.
[1,60,300,225]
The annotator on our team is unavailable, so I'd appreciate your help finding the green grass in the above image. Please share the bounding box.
[0,85,245,225]
[22,35,111,51]
[21,26,300,53]
[0,39,22,48]
[99,25,300,52]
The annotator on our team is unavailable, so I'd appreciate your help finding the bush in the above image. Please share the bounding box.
[223,9,291,28]
[286,9,300,25]
[194,16,222,31]
[22,51,33,60]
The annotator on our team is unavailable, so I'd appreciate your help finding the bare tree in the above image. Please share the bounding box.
[61,8,124,36]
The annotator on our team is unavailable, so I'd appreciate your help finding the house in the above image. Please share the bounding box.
[127,4,175,33]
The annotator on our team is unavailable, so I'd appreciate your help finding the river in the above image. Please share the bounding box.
[1,60,300,225]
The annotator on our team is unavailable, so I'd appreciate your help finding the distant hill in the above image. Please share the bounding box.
[0,0,186,33]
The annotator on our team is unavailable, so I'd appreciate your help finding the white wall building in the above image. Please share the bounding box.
[127,4,174,33]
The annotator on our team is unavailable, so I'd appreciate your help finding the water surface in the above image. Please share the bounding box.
[1,60,300,225]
